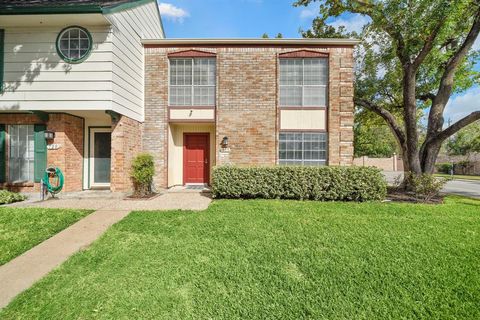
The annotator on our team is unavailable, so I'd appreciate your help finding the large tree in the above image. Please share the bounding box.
[295,0,480,183]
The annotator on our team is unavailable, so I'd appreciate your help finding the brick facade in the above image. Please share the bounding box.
[143,53,169,188]
[0,113,83,192]
[144,45,355,188]
[110,115,143,192]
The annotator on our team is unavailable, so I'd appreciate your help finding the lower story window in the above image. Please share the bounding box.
[279,132,327,166]
[9,125,34,182]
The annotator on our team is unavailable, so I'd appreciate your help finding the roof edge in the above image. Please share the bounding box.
[0,5,102,15]
[0,0,153,16]
[142,38,361,46]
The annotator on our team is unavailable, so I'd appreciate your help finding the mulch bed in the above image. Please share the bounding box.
[124,193,161,201]
[386,187,444,204]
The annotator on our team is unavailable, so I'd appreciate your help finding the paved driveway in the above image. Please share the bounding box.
[383,171,480,199]
[443,180,480,199]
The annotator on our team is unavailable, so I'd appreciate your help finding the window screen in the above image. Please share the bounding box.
[279,58,328,107]
[8,125,35,182]
[169,58,216,106]
[279,132,327,166]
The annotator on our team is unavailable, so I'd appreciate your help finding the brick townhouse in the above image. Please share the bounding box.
[142,39,357,188]
[0,0,357,192]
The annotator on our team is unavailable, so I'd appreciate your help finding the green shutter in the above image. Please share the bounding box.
[34,124,47,183]
[0,124,5,183]
[0,29,4,92]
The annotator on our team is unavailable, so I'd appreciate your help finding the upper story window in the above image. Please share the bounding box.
[169,58,216,106]
[56,26,92,64]
[279,58,328,107]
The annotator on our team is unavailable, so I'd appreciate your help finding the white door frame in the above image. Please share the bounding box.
[89,127,112,188]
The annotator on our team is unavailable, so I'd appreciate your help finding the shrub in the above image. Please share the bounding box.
[212,166,387,201]
[131,153,155,196]
[406,172,448,202]
[435,162,453,174]
[0,190,26,205]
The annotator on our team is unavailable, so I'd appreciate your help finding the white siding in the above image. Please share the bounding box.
[0,26,114,112]
[106,1,164,121]
[0,1,164,121]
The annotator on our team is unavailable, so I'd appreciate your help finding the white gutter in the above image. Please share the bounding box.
[141,38,360,46]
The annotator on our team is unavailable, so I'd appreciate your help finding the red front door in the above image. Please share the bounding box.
[183,133,209,184]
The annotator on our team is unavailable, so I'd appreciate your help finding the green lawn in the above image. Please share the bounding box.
[435,173,480,181]
[2,197,480,319]
[0,207,92,265]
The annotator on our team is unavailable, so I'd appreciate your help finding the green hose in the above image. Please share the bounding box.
[43,167,64,194]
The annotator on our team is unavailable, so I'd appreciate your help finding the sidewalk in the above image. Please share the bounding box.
[0,209,130,309]
[0,190,213,309]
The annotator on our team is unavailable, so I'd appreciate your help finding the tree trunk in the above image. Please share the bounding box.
[403,68,422,176]
[420,142,442,174]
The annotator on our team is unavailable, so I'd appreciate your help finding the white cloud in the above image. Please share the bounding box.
[299,2,319,19]
[329,14,370,34]
[444,87,480,124]
[158,2,189,22]
[300,7,317,19]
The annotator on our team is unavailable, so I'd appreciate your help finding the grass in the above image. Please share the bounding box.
[1,197,480,319]
[0,207,92,265]
[435,173,480,181]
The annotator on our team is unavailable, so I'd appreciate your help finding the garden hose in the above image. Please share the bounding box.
[43,167,64,195]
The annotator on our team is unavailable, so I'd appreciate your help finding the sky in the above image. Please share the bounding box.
[158,0,480,125]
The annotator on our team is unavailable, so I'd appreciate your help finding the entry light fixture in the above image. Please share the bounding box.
[44,130,55,140]
[221,136,229,148]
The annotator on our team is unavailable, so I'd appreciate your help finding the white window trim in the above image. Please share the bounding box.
[8,125,35,183]
[168,58,216,107]
[279,58,328,107]
[278,132,328,166]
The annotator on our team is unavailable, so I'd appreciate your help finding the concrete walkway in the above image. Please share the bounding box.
[0,209,130,309]
[0,190,212,309]
[9,190,212,211]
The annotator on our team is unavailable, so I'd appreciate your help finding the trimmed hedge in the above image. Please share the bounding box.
[212,166,387,201]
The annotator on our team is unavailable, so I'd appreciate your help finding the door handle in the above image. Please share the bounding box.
[205,159,208,164]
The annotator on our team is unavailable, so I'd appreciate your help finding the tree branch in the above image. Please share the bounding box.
[355,98,406,146]
[434,111,480,142]
[412,18,446,70]
[427,9,480,134]
[417,93,436,102]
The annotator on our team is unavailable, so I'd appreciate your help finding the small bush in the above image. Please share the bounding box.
[131,153,155,196]
[407,173,447,202]
[0,190,26,204]
[435,162,453,174]
[212,166,387,201]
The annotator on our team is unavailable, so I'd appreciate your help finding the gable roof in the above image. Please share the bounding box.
[0,0,154,15]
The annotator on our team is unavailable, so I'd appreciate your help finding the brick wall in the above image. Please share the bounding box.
[46,114,84,192]
[110,115,143,192]
[144,45,355,187]
[143,53,169,188]
[0,113,83,192]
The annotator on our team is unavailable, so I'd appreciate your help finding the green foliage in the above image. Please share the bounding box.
[131,153,155,196]
[435,162,453,174]
[354,121,397,157]
[0,190,26,205]
[212,165,387,201]
[446,122,480,155]
[406,173,448,202]
[261,32,269,38]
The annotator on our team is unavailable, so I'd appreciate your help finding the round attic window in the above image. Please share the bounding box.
[56,26,92,63]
